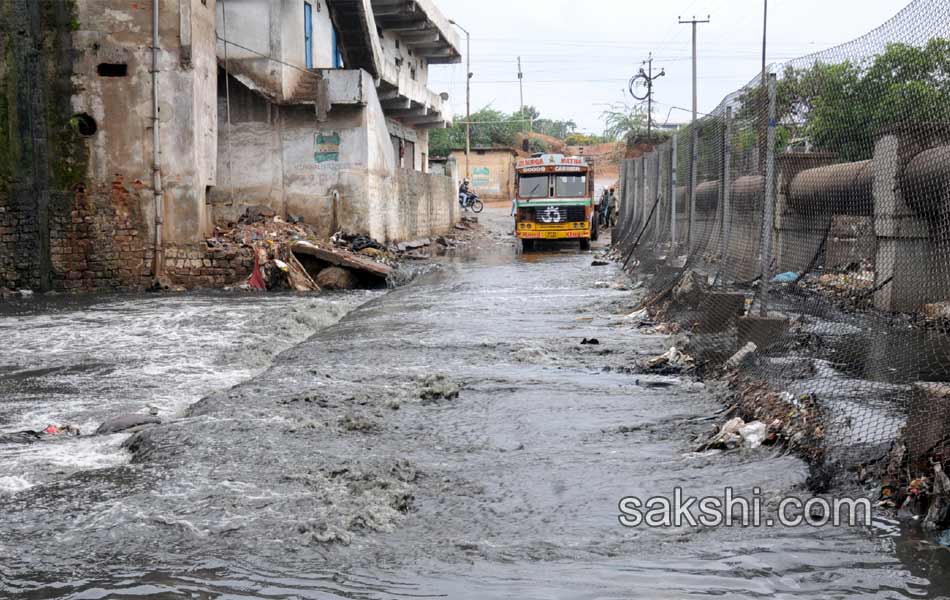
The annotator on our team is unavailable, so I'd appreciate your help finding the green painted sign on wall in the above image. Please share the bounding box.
[314,132,341,163]
[471,166,491,187]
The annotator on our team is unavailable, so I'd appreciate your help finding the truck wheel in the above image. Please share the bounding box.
[521,239,535,252]
[579,238,591,251]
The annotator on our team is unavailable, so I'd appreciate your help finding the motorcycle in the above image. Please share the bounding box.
[458,190,484,213]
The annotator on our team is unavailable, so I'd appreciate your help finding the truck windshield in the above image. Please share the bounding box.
[518,175,549,198]
[555,175,587,197]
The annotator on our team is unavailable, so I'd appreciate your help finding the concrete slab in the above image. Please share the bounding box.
[292,241,392,279]
[737,315,789,351]
[697,293,746,333]
[907,382,950,462]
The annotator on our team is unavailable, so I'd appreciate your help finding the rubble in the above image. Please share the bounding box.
[724,342,758,370]
[644,346,694,373]
[419,374,462,403]
[671,270,707,307]
[192,206,484,293]
[316,267,358,290]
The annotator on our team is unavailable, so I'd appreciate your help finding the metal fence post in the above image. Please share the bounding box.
[639,157,646,236]
[721,106,733,278]
[759,73,777,315]
[670,135,678,255]
[688,125,699,252]
[653,150,662,253]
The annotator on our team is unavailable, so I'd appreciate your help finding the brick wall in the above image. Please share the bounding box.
[46,181,154,292]
[0,190,41,290]
[164,244,254,289]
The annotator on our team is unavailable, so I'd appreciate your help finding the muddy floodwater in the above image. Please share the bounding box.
[2,209,950,598]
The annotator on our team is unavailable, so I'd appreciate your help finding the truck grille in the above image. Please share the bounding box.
[528,205,587,223]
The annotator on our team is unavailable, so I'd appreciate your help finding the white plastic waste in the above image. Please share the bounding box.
[739,420,768,449]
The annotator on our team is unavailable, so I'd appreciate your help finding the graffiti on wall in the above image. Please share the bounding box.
[314,132,341,163]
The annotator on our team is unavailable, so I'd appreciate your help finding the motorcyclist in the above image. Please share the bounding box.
[458,178,472,208]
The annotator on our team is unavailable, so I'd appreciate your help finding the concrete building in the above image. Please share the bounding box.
[0,0,218,292]
[0,0,463,292]
[211,0,462,240]
[448,147,517,202]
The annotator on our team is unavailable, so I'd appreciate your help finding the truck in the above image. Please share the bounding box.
[513,153,598,251]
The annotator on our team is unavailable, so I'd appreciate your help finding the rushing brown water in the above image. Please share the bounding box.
[1,216,948,598]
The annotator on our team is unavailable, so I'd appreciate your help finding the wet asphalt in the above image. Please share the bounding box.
[1,207,948,598]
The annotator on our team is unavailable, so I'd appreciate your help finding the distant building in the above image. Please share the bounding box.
[449,148,518,202]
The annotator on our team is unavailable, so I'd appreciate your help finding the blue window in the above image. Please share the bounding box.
[304,2,313,69]
[331,28,344,68]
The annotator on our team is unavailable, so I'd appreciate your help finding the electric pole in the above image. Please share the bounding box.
[449,20,471,178]
[628,53,664,138]
[678,15,710,127]
[761,0,768,86]
[678,15,709,251]
[517,56,524,119]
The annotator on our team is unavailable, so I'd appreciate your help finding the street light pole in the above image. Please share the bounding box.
[449,20,471,179]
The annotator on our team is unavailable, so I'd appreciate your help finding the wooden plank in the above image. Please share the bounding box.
[292,241,393,279]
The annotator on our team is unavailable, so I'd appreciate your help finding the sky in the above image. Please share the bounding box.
[427,0,910,133]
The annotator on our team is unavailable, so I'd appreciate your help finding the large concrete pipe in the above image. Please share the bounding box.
[681,178,766,213]
[695,181,720,212]
[787,160,873,215]
[902,146,950,216]
[732,176,765,212]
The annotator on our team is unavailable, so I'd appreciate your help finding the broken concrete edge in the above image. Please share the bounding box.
[737,315,790,351]
[292,240,393,279]
[877,381,950,529]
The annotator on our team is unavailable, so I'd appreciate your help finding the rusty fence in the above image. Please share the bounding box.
[614,0,950,507]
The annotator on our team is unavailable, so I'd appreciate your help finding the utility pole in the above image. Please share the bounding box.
[678,15,710,129]
[450,20,471,178]
[759,73,777,315]
[761,0,768,85]
[679,15,709,251]
[517,56,524,120]
[628,53,665,138]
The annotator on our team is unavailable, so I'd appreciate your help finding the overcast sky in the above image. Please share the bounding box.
[428,0,910,133]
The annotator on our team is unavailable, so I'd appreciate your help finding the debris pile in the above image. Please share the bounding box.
[0,424,81,444]
[696,417,773,452]
[879,431,950,534]
[642,346,694,374]
[203,206,471,292]
[716,376,827,463]
[797,263,876,310]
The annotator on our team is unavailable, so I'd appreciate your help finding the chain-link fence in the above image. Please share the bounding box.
[614,0,950,517]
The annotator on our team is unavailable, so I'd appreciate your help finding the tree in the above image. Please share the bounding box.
[601,103,647,143]
[428,106,593,157]
[737,38,950,162]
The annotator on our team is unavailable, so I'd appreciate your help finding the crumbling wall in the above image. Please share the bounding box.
[211,73,456,245]
[392,168,458,240]
[164,244,254,289]
[0,1,86,291]
[1,0,217,293]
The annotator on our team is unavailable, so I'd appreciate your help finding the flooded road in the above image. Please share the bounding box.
[2,209,948,598]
